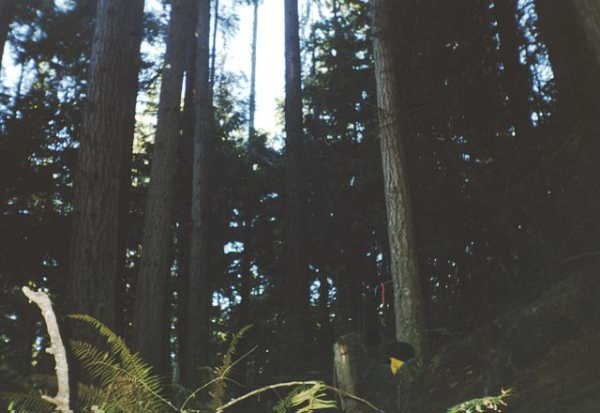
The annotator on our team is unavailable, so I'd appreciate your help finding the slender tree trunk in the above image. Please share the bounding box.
[283,0,308,355]
[134,0,195,375]
[249,0,259,141]
[69,0,144,329]
[0,0,16,67]
[209,0,219,94]
[495,0,532,138]
[239,0,259,329]
[371,0,425,356]
[181,0,212,389]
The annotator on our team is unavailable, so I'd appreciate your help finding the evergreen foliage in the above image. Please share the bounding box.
[1,0,599,410]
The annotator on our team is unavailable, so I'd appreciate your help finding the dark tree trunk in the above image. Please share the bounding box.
[209,0,219,91]
[69,0,144,329]
[536,0,600,257]
[134,0,196,376]
[535,0,599,115]
[174,12,196,381]
[181,0,212,389]
[283,0,308,355]
[0,0,16,67]
[571,0,600,66]
[371,0,426,357]
[371,1,427,408]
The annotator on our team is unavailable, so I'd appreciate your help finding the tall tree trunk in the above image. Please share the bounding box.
[0,0,16,67]
[249,0,259,141]
[209,0,219,94]
[134,0,195,375]
[371,1,427,409]
[371,0,425,357]
[283,0,307,358]
[181,0,212,389]
[174,8,197,381]
[535,0,599,115]
[495,0,533,138]
[69,0,144,329]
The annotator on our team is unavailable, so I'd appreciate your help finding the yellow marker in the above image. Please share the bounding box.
[390,357,405,375]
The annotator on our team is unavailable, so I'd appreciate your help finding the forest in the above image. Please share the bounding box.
[1,0,599,412]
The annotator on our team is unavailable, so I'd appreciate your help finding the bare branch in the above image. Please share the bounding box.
[22,286,73,413]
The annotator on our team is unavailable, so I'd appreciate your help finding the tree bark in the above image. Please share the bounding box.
[571,0,600,66]
[371,3,427,409]
[333,333,366,413]
[174,0,197,384]
[0,0,16,68]
[134,0,195,376]
[535,0,600,113]
[371,0,426,357]
[181,0,212,389]
[69,0,144,329]
[283,0,308,353]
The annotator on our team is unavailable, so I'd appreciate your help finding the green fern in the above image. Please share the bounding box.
[447,389,511,413]
[3,391,55,413]
[210,325,253,406]
[68,314,168,413]
[273,382,337,413]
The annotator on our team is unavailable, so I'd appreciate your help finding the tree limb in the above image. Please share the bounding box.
[22,286,73,413]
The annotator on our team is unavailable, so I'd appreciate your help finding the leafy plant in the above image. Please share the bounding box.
[448,389,511,413]
[273,382,337,413]
[68,314,167,412]
[209,324,253,407]
[5,289,356,413]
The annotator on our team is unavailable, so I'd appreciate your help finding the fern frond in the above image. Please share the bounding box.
[68,315,134,364]
[211,325,253,406]
[448,389,511,413]
[68,315,169,413]
[273,382,336,413]
[2,391,54,413]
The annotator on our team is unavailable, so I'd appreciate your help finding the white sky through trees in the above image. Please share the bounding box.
[0,0,289,137]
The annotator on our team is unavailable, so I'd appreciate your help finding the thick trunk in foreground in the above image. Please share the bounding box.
[536,0,600,256]
[174,0,197,383]
[134,0,195,375]
[0,0,15,67]
[371,0,425,355]
[69,0,144,329]
[181,0,212,389]
[371,0,425,357]
[283,0,308,357]
[371,2,427,408]
[535,0,600,115]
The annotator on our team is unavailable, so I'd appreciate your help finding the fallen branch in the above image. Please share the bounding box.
[560,250,600,265]
[215,381,383,413]
[22,286,72,413]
